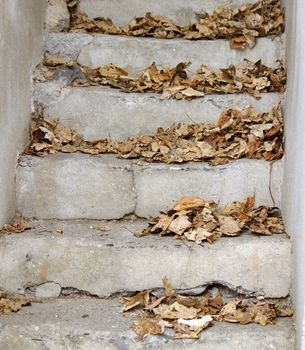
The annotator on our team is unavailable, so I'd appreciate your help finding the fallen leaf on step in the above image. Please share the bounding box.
[0,297,31,315]
[25,105,284,166]
[139,196,285,244]
[133,318,164,338]
[68,0,284,50]
[120,277,293,340]
[43,59,286,99]
[0,217,29,234]
[121,290,150,312]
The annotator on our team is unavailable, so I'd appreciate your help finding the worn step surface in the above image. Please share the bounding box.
[17,154,283,220]
[0,298,295,350]
[0,220,291,297]
[45,33,285,73]
[78,0,259,25]
[34,82,283,141]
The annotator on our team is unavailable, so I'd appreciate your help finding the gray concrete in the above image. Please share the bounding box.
[35,282,61,299]
[135,158,283,218]
[78,0,259,25]
[45,0,70,32]
[0,298,295,349]
[16,154,283,220]
[0,220,292,297]
[72,34,284,72]
[0,0,47,228]
[282,0,305,348]
[17,154,135,220]
[0,300,295,350]
[34,82,283,141]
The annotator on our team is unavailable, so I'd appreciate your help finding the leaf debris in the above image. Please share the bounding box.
[137,196,285,244]
[25,106,283,165]
[121,278,293,339]
[68,0,284,50]
[0,294,31,315]
[0,217,29,234]
[43,59,286,99]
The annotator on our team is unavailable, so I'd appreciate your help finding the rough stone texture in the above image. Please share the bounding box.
[44,33,93,61]
[16,154,283,220]
[17,154,135,220]
[0,220,292,297]
[78,0,259,25]
[45,0,70,32]
[0,0,46,228]
[34,82,283,141]
[0,299,295,349]
[76,35,285,72]
[35,282,61,298]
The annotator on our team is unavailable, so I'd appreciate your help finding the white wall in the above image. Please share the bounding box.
[282,0,305,348]
[0,0,47,226]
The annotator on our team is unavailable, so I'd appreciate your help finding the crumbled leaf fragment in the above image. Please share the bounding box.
[0,217,29,234]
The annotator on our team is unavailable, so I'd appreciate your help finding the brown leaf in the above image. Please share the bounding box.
[133,318,164,338]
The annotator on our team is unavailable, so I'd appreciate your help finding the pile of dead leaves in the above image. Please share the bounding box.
[69,0,284,50]
[121,277,293,339]
[43,59,286,99]
[0,217,29,234]
[0,293,31,315]
[26,106,283,165]
[137,196,285,244]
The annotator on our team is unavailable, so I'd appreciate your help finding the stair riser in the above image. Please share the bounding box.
[35,83,283,141]
[78,0,259,25]
[17,155,283,220]
[0,222,291,298]
[45,33,285,73]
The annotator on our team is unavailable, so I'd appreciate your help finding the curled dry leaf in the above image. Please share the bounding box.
[139,196,285,244]
[68,0,284,50]
[121,277,293,340]
[43,60,286,99]
[25,105,284,166]
[90,224,111,232]
[0,217,29,234]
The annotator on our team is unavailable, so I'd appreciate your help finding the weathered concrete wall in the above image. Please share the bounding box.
[0,0,47,227]
[281,0,305,349]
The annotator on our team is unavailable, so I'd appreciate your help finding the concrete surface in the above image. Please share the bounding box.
[34,82,283,141]
[78,0,259,25]
[45,0,70,32]
[17,154,135,220]
[0,220,292,297]
[16,154,283,220]
[35,282,61,299]
[282,0,305,348]
[44,33,285,72]
[0,298,295,349]
[0,0,46,228]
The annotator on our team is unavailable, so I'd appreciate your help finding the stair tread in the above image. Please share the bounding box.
[0,297,295,349]
[17,154,283,219]
[0,219,291,298]
[44,33,285,72]
[34,81,283,141]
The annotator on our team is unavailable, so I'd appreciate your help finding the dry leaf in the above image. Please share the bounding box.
[1,217,29,234]
[43,60,286,100]
[90,224,111,232]
[25,105,284,166]
[139,196,285,244]
[68,0,284,50]
[121,290,150,312]
[121,278,293,340]
[0,297,31,315]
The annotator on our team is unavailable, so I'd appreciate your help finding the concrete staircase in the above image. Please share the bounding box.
[0,0,295,349]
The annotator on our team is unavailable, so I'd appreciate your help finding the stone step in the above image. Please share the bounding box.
[34,82,283,141]
[0,298,295,349]
[45,33,285,73]
[78,0,260,26]
[17,154,283,220]
[0,220,291,297]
